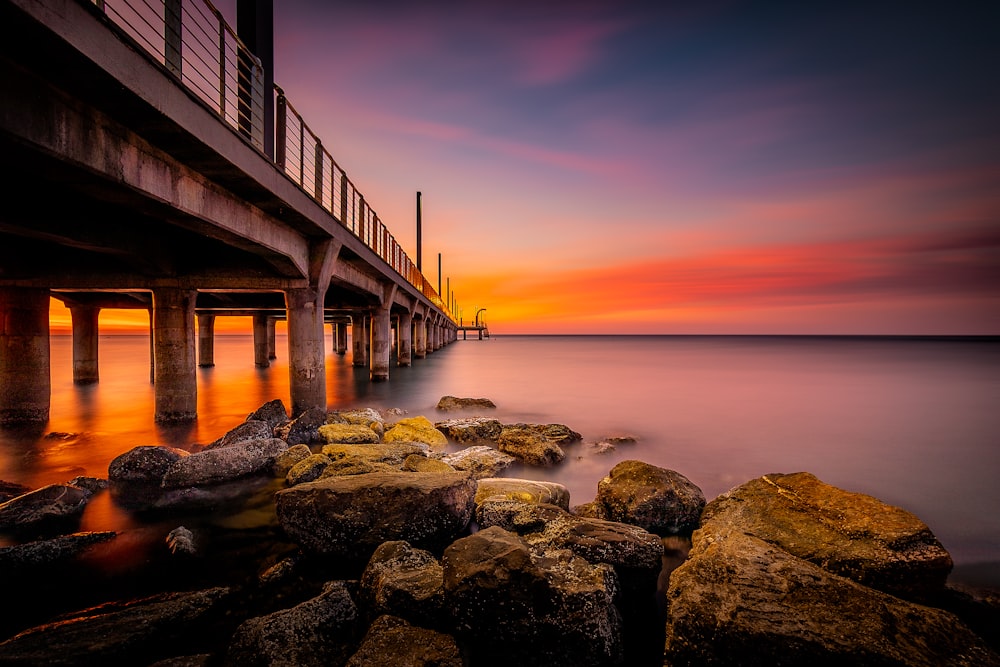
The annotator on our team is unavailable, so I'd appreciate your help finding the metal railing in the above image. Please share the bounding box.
[89,0,453,319]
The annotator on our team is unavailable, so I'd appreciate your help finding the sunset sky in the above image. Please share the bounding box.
[55,1,1000,335]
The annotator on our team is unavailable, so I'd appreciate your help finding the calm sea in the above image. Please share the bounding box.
[2,334,998,586]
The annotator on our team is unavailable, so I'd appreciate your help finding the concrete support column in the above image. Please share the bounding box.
[252,313,270,367]
[70,305,100,383]
[267,317,277,359]
[414,318,426,359]
[0,287,50,423]
[285,287,326,417]
[335,321,348,355]
[152,287,198,422]
[397,312,412,367]
[370,305,391,381]
[352,315,369,367]
[197,314,215,367]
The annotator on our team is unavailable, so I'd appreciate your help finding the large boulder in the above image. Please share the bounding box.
[224,580,358,667]
[663,526,999,666]
[703,471,954,601]
[0,483,93,531]
[317,423,380,444]
[345,615,462,667]
[203,420,273,451]
[443,526,623,666]
[108,446,188,486]
[161,438,288,488]
[383,416,448,448]
[435,396,496,411]
[496,427,565,466]
[595,460,705,535]
[435,418,503,443]
[274,407,327,445]
[0,587,233,666]
[507,422,582,445]
[275,472,476,561]
[474,478,571,509]
[441,446,516,479]
[359,540,446,627]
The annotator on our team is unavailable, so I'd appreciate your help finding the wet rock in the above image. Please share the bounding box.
[271,443,312,477]
[224,580,358,667]
[108,446,188,486]
[441,445,516,479]
[383,416,448,448]
[401,454,455,473]
[161,438,288,489]
[204,420,273,451]
[65,476,108,494]
[0,483,93,531]
[497,426,565,466]
[435,395,497,411]
[148,655,212,667]
[474,477,571,509]
[359,540,445,626]
[152,475,274,512]
[165,526,196,556]
[507,422,583,445]
[0,587,233,666]
[443,526,623,667]
[435,417,503,443]
[275,472,476,562]
[345,615,462,667]
[663,527,999,666]
[595,460,705,535]
[317,423,380,444]
[274,407,327,445]
[286,453,333,486]
[319,458,398,478]
[329,408,384,428]
[570,500,607,519]
[702,471,954,601]
[321,442,431,467]
[0,480,31,503]
[0,531,116,569]
[246,399,289,431]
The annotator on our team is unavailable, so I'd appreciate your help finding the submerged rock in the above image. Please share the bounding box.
[275,471,476,562]
[0,483,93,531]
[0,480,31,503]
[0,531,116,569]
[435,396,497,411]
[595,460,705,535]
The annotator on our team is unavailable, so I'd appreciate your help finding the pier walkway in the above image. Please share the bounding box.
[0,0,461,423]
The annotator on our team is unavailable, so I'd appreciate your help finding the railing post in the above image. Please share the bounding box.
[164,0,182,77]
[314,140,323,203]
[339,169,349,225]
[217,18,226,116]
[298,120,305,188]
[275,87,286,170]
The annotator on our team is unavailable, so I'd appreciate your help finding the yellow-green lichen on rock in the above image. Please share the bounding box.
[383,416,448,448]
[318,423,380,444]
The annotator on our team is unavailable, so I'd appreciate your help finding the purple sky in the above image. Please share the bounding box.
[228,0,998,334]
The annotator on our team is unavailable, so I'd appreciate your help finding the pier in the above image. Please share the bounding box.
[0,0,461,423]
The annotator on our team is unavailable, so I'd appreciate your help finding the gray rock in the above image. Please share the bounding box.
[0,531,116,569]
[203,420,273,451]
[435,417,503,443]
[328,407,384,428]
[108,446,188,486]
[152,475,274,511]
[595,460,705,535]
[165,526,196,556]
[224,580,358,667]
[441,445,516,479]
[702,471,954,601]
[345,615,462,667]
[246,399,289,430]
[435,395,497,411]
[65,476,108,494]
[443,526,623,667]
[0,587,232,666]
[663,527,999,666]
[359,540,446,627]
[274,407,327,445]
[161,438,288,488]
[0,483,93,531]
[275,472,476,562]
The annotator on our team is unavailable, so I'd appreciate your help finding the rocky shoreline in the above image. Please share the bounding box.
[0,396,997,666]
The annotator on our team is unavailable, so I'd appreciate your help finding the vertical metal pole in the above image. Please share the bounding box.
[339,170,349,226]
[416,191,422,272]
[314,140,324,203]
[275,88,287,170]
[164,0,183,77]
[217,18,226,116]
